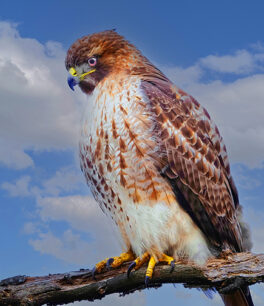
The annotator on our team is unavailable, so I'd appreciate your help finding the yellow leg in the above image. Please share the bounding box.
[145,256,156,279]
[127,252,176,286]
[94,258,108,273]
[159,253,175,265]
[109,250,135,268]
[93,250,135,278]
[127,252,150,277]
[134,252,150,270]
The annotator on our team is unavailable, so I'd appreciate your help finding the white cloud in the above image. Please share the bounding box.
[0,21,85,170]
[29,230,93,265]
[35,195,122,264]
[250,42,264,52]
[199,50,255,74]
[1,175,31,197]
[1,166,85,198]
[41,166,85,196]
[37,195,101,232]
[1,169,122,266]
[22,222,39,235]
[2,170,122,266]
[163,64,202,88]
[0,143,34,169]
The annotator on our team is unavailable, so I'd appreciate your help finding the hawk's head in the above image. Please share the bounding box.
[65,30,145,94]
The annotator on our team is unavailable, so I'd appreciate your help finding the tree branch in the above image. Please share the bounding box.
[1,252,264,305]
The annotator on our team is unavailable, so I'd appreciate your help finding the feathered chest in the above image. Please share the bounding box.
[79,76,170,217]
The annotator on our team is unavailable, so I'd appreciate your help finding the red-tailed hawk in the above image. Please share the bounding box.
[65,30,253,306]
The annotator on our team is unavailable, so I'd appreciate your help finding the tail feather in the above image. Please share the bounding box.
[220,286,254,306]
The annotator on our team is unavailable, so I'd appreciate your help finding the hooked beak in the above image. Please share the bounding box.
[67,67,96,91]
[67,75,79,91]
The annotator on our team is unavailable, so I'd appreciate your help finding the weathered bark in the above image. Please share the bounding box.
[1,252,264,305]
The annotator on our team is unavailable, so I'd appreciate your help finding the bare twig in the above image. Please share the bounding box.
[1,252,264,305]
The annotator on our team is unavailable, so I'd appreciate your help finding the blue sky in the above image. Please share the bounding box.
[1,1,264,305]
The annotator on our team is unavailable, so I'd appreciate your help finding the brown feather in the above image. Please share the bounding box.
[141,78,243,252]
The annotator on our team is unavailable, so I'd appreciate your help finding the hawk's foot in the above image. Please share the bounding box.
[159,253,176,272]
[127,252,176,286]
[92,250,135,279]
[127,252,150,277]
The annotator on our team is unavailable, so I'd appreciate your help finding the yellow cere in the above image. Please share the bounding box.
[69,67,96,80]
[69,67,77,76]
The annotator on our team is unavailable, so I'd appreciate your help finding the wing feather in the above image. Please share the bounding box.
[141,78,243,252]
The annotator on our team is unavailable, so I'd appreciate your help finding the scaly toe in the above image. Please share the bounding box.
[109,250,135,268]
[126,252,150,278]
[91,251,135,278]
[145,256,156,285]
[143,253,176,285]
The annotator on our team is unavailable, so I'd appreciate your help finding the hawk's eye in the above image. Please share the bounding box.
[88,57,97,67]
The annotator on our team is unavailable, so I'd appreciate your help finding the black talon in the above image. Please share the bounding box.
[91,266,97,280]
[106,258,114,269]
[127,261,136,278]
[145,276,150,287]
[170,260,175,273]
